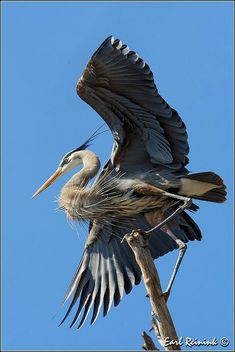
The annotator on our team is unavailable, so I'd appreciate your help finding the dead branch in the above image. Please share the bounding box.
[142,330,159,350]
[124,230,181,351]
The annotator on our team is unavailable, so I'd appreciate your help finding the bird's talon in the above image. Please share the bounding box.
[160,291,170,302]
[131,228,141,234]
[131,229,150,241]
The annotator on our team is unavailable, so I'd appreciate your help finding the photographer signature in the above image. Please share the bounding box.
[164,337,229,348]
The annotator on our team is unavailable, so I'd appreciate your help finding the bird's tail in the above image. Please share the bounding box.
[179,172,226,203]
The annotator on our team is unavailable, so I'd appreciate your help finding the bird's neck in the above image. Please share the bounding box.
[59,150,101,215]
[65,150,100,190]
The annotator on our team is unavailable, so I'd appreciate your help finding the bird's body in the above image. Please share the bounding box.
[58,150,175,222]
[60,171,173,223]
[33,36,226,328]
[58,148,221,227]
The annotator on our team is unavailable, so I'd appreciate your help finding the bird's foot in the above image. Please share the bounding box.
[159,290,171,302]
[121,229,150,244]
[147,290,170,302]
[130,229,150,240]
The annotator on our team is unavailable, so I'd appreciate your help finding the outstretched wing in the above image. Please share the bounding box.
[77,36,189,172]
[60,213,201,328]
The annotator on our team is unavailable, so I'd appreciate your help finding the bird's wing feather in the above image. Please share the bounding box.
[77,36,189,172]
[60,212,201,328]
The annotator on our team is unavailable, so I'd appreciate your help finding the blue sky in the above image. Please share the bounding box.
[2,1,233,351]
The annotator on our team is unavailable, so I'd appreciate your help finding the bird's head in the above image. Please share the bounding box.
[32,125,105,199]
[32,148,84,199]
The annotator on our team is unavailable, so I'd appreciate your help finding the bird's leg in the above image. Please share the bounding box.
[145,194,192,234]
[145,239,187,303]
[135,184,190,302]
[135,184,192,233]
[161,238,187,302]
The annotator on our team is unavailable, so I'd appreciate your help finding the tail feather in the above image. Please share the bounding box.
[192,187,227,203]
[186,172,224,186]
[180,171,226,203]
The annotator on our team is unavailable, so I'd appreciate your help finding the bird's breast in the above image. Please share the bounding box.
[59,185,169,222]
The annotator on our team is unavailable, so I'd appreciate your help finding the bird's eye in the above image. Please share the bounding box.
[60,158,69,166]
[64,158,70,164]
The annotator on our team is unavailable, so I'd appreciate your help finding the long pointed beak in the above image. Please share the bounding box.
[32,167,63,199]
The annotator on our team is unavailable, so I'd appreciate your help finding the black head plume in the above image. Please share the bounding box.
[75,124,107,151]
[61,124,107,162]
[76,124,106,151]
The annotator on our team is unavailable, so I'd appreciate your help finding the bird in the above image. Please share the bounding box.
[33,36,226,329]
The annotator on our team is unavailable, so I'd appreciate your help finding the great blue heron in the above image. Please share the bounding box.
[33,36,226,329]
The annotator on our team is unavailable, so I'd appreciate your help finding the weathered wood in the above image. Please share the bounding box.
[151,318,163,345]
[124,230,181,351]
[142,331,159,351]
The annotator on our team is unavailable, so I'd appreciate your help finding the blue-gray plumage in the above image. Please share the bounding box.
[33,36,226,329]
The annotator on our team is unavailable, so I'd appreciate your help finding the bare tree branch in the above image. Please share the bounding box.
[123,230,181,351]
[142,331,159,351]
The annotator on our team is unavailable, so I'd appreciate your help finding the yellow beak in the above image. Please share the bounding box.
[32,167,63,198]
